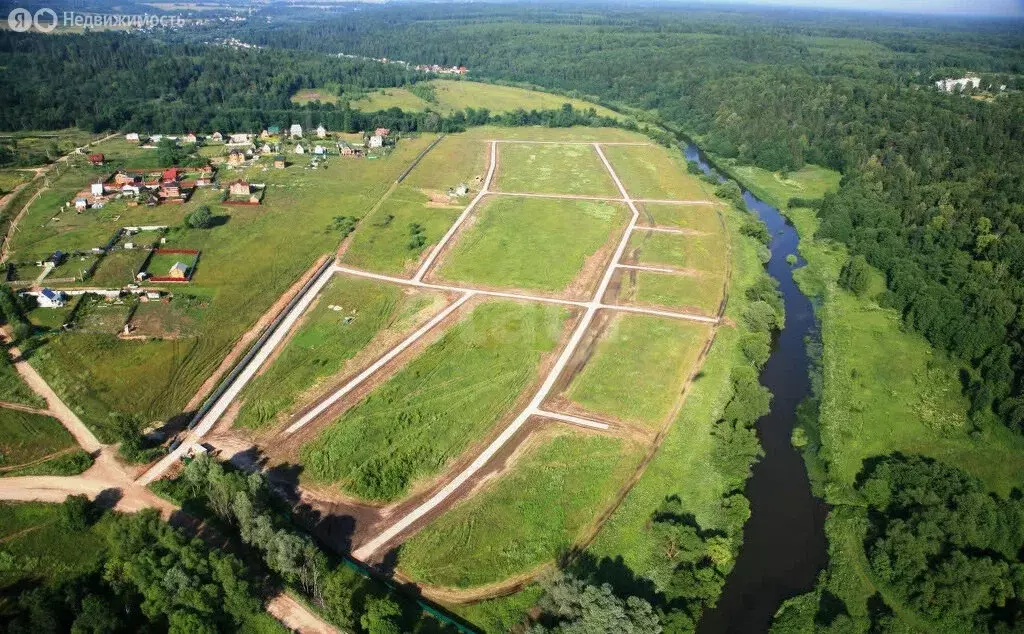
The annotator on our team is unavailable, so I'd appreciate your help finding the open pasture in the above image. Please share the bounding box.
[494,142,619,197]
[627,228,728,274]
[564,313,710,427]
[397,429,644,588]
[235,276,445,431]
[604,144,714,201]
[299,300,571,503]
[435,196,628,295]
[640,202,721,232]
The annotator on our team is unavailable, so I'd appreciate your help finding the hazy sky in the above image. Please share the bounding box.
[706,0,1024,17]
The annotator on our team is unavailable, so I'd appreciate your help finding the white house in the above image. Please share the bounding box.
[150,134,163,143]
[36,288,67,309]
[313,145,326,156]
[294,144,305,155]
[290,124,303,139]
[316,124,327,138]
[74,198,88,210]
[125,133,140,142]
[935,76,981,92]
[229,133,251,145]
[91,182,104,196]
[368,135,384,149]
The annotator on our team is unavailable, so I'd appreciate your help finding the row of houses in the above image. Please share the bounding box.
[125,124,334,146]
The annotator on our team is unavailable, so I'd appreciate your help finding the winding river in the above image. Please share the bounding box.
[684,143,829,633]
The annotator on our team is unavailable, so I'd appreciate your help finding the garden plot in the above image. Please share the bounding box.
[494,143,619,197]
[126,294,206,339]
[299,300,572,503]
[71,294,135,335]
[626,228,728,274]
[562,313,711,428]
[89,249,149,286]
[434,196,629,296]
[235,276,447,431]
[397,429,644,588]
[603,144,715,201]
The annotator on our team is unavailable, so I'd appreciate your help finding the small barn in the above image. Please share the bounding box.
[168,262,189,279]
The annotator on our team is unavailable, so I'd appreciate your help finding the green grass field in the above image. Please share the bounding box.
[300,300,570,502]
[566,313,710,427]
[20,134,439,440]
[603,144,714,201]
[585,204,762,591]
[0,502,110,587]
[0,408,77,471]
[236,277,444,430]
[401,134,490,193]
[0,169,30,195]
[398,430,644,588]
[640,202,722,233]
[494,143,619,197]
[349,80,622,120]
[341,185,462,275]
[436,196,627,294]
[89,249,149,286]
[620,269,724,315]
[725,163,841,210]
[628,229,728,274]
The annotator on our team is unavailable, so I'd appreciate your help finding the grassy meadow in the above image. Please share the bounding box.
[349,80,622,120]
[300,300,571,502]
[628,228,728,274]
[0,502,110,588]
[603,144,714,201]
[640,202,722,232]
[235,276,445,430]
[0,409,90,477]
[620,269,724,315]
[19,133,439,440]
[494,143,619,197]
[398,430,644,588]
[566,313,710,427]
[436,196,628,294]
[0,354,45,408]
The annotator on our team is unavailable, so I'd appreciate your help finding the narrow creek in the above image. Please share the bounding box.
[683,143,829,633]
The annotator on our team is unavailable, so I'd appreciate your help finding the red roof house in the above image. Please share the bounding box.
[162,168,178,183]
[88,153,104,166]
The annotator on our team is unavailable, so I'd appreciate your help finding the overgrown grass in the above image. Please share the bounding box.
[627,229,728,274]
[89,249,149,286]
[398,430,644,588]
[437,196,627,293]
[401,134,490,192]
[640,202,721,232]
[445,585,543,634]
[494,143,619,196]
[341,185,462,275]
[566,313,710,427]
[236,277,443,430]
[0,502,111,587]
[622,269,724,315]
[724,163,840,210]
[603,144,714,201]
[0,408,77,471]
[301,300,571,502]
[0,353,45,408]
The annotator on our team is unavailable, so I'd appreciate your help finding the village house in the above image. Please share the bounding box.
[162,168,178,183]
[160,182,181,198]
[368,135,384,149]
[74,197,88,210]
[114,171,139,186]
[374,127,391,138]
[35,288,67,309]
[184,132,198,144]
[227,150,246,166]
[273,156,286,169]
[337,141,355,156]
[88,153,105,166]
[316,124,327,138]
[125,133,140,142]
[268,125,281,136]
[91,182,104,196]
[150,135,163,144]
[229,133,251,145]
[211,131,223,142]
[260,143,272,155]
[313,145,326,156]
[290,124,303,139]
[168,262,189,279]
[260,129,271,140]
[294,143,305,155]
[120,184,140,196]
[229,180,251,196]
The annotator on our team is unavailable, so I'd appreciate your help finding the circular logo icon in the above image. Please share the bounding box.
[7,8,32,32]
[34,8,58,32]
